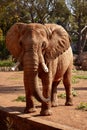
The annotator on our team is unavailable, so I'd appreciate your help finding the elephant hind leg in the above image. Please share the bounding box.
[63,67,73,106]
[51,81,61,107]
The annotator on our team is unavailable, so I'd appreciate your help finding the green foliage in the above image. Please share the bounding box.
[0,39,9,60]
[0,0,72,59]
[73,75,87,80]
[58,93,66,99]
[0,0,87,55]
[72,76,79,84]
[53,1,71,28]
[0,29,9,59]
[0,0,71,34]
[72,70,87,83]
[58,89,78,99]
[72,88,78,97]
[69,0,87,53]
[15,96,26,102]
[77,102,87,111]
[0,59,14,67]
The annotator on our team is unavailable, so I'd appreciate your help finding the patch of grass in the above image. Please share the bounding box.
[58,89,78,98]
[72,76,79,84]
[15,96,26,102]
[72,71,87,84]
[77,102,87,111]
[72,88,78,97]
[73,75,87,80]
[0,59,14,67]
[8,76,21,80]
[58,93,66,98]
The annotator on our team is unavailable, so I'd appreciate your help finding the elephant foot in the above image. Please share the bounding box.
[51,101,58,107]
[65,100,73,106]
[24,107,37,113]
[40,109,52,116]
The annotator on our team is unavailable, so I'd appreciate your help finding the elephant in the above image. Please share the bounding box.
[6,22,73,116]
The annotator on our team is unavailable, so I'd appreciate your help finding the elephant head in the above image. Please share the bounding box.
[5,23,70,104]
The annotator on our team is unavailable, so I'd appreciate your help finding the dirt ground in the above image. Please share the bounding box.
[0,71,87,130]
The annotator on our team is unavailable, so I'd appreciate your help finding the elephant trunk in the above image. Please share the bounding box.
[23,52,50,103]
[27,71,50,103]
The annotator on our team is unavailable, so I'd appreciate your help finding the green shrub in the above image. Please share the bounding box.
[0,38,10,60]
[72,88,78,96]
[72,76,79,84]
[77,102,87,111]
[74,75,87,80]
[58,93,66,98]
[58,89,78,98]
[0,59,14,67]
[72,72,87,84]
[15,96,26,102]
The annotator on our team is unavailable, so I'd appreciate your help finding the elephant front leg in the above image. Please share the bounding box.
[24,92,36,113]
[24,73,36,113]
[40,74,52,116]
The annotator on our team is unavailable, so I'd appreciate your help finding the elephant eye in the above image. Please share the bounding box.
[20,41,22,46]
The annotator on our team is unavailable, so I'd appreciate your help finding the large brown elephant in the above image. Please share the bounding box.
[6,23,73,116]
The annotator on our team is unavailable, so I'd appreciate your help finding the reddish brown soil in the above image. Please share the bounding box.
[0,71,87,130]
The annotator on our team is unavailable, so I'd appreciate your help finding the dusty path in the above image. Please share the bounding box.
[0,71,87,130]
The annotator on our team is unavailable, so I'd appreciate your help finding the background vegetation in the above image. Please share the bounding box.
[0,0,87,60]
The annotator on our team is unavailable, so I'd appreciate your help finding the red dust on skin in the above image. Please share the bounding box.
[5,23,72,116]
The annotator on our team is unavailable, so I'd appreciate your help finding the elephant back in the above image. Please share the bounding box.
[6,23,22,59]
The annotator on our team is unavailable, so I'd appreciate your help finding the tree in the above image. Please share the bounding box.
[0,0,71,34]
[69,0,87,54]
[50,0,71,29]
[0,28,9,59]
[0,0,72,59]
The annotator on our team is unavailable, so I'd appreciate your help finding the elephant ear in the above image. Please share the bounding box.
[6,23,26,59]
[45,24,71,59]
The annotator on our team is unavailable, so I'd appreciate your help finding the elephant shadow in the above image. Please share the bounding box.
[0,85,24,94]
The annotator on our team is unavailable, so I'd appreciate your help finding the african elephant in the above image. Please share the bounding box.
[6,22,73,116]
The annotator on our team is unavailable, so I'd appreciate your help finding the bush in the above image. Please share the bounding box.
[0,36,10,60]
[0,59,14,67]
[58,89,78,98]
[77,102,87,111]
[15,96,26,102]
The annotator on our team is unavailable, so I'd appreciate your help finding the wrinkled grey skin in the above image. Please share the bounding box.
[6,23,73,116]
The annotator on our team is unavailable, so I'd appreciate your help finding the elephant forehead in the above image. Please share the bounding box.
[20,23,47,41]
[21,38,40,53]
[22,29,45,49]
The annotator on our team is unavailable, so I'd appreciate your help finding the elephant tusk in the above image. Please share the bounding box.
[11,61,20,71]
[42,63,49,73]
